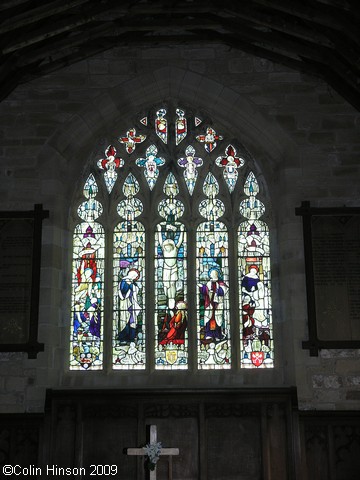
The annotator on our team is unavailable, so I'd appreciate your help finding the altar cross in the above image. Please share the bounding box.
[126,425,179,480]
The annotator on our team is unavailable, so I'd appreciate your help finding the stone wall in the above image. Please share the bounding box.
[0,44,359,413]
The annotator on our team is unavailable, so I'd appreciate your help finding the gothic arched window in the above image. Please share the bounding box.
[70,107,274,371]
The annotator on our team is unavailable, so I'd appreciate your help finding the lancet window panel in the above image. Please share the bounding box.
[113,221,146,370]
[70,174,105,370]
[196,172,231,370]
[155,173,188,370]
[112,172,146,369]
[196,220,231,369]
[155,220,188,370]
[70,106,274,371]
[238,172,274,368]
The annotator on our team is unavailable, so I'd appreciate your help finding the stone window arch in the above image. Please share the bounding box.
[69,105,273,371]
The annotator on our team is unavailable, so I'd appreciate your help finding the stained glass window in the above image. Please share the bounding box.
[97,145,124,194]
[70,175,104,370]
[175,108,187,145]
[113,174,146,369]
[155,108,168,144]
[155,174,188,369]
[136,144,165,190]
[197,173,231,369]
[177,145,203,195]
[238,172,273,367]
[215,144,245,193]
[71,106,274,372]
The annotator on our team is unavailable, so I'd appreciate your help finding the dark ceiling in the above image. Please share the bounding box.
[1,0,359,110]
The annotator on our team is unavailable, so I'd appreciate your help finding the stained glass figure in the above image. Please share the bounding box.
[175,108,187,145]
[97,145,124,194]
[119,128,146,155]
[155,173,188,369]
[238,172,273,368]
[196,127,223,153]
[71,175,104,370]
[177,145,203,195]
[197,173,230,369]
[113,175,145,369]
[136,144,165,190]
[215,144,245,193]
[155,108,168,144]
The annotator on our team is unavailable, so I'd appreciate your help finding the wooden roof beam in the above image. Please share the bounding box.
[204,12,360,89]
[219,5,334,48]
[0,0,89,34]
[249,0,360,44]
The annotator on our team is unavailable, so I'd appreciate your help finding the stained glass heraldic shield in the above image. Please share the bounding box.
[70,107,273,371]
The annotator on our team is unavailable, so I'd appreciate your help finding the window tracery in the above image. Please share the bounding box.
[70,106,274,371]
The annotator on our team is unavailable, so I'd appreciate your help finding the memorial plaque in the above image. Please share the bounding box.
[0,205,48,357]
[312,216,360,341]
[296,202,360,354]
[0,218,34,343]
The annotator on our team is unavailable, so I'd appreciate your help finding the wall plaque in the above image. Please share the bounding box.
[0,205,49,358]
[296,201,360,355]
